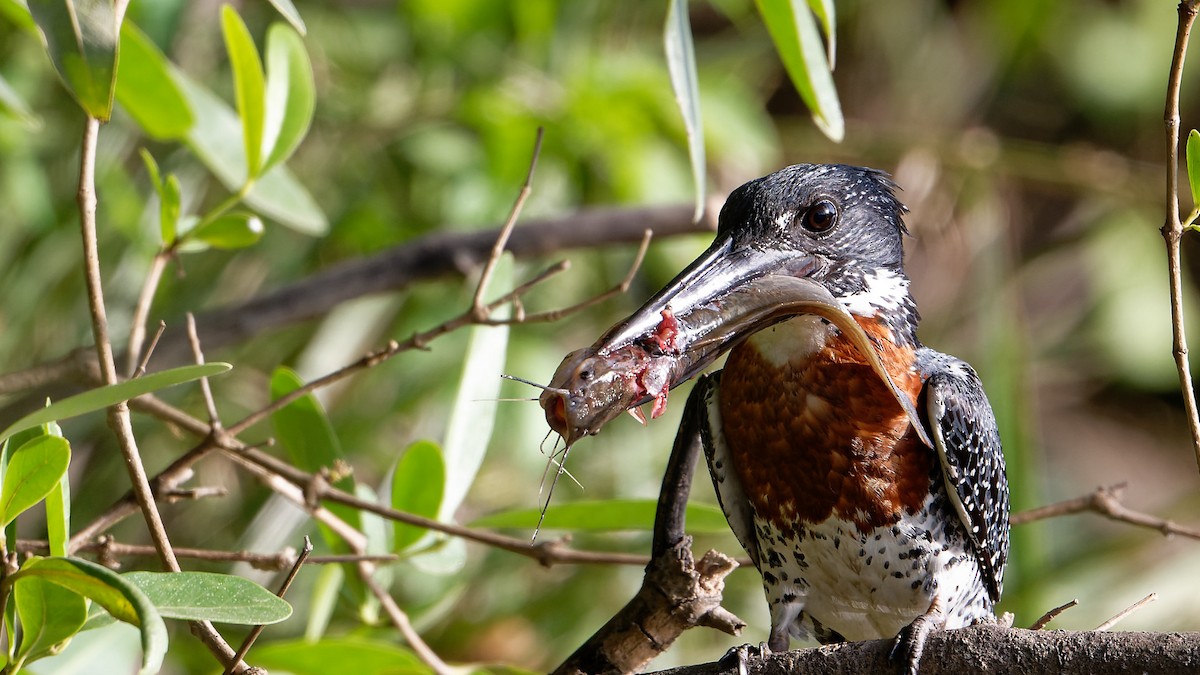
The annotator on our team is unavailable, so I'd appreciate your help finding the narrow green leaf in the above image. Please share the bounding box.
[1,436,70,530]
[116,23,193,139]
[262,23,315,173]
[188,212,264,250]
[174,74,329,235]
[266,0,306,35]
[0,363,231,445]
[664,0,706,222]
[27,0,119,119]
[470,499,732,533]
[390,441,445,552]
[139,147,163,192]
[304,563,342,641]
[755,0,844,142]
[805,0,836,68]
[161,173,182,244]
[0,72,42,129]
[440,257,510,521]
[251,637,430,675]
[1187,129,1200,211]
[221,4,266,178]
[13,575,87,664]
[15,557,167,675]
[124,571,292,624]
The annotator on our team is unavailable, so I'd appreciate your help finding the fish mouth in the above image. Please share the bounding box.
[540,233,930,447]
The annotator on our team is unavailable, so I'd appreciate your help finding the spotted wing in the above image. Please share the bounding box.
[691,372,761,568]
[920,351,1010,602]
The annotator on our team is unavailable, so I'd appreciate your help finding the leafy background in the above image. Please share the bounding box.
[2,0,1199,672]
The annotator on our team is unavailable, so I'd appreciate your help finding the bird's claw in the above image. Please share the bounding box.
[718,642,771,675]
[889,614,936,675]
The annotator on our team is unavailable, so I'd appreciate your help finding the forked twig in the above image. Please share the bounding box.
[223,537,313,675]
[1010,483,1200,540]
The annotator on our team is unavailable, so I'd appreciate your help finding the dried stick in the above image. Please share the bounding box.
[1094,593,1157,632]
[1161,0,1200,472]
[1009,483,1200,540]
[74,115,240,667]
[1028,599,1078,631]
[224,537,313,675]
[126,253,171,378]
[359,561,453,675]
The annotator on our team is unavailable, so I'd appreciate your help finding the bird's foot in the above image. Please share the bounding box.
[889,596,945,675]
[718,642,771,675]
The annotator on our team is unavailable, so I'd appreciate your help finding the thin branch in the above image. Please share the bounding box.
[126,253,170,378]
[75,114,240,667]
[1161,0,1200,473]
[1028,599,1078,630]
[520,229,654,324]
[1095,593,1157,631]
[133,320,166,378]
[358,561,453,675]
[472,127,544,317]
[224,537,313,675]
[1009,483,1200,540]
[187,313,222,429]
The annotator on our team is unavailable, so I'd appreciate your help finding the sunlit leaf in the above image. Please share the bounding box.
[116,23,193,140]
[251,637,430,675]
[440,257,510,523]
[806,0,836,67]
[1187,129,1200,212]
[188,212,264,250]
[221,4,266,179]
[13,575,87,664]
[174,74,329,235]
[0,363,232,445]
[0,436,70,530]
[664,0,706,221]
[124,571,292,624]
[27,0,119,119]
[390,440,445,552]
[755,0,843,142]
[15,557,167,675]
[266,0,306,35]
[262,23,315,173]
[0,72,41,129]
[470,499,731,533]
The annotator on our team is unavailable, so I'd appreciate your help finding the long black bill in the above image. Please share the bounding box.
[541,233,931,447]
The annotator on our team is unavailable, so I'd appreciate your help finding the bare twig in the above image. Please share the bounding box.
[1161,0,1200,473]
[472,127,544,317]
[1095,593,1157,632]
[127,253,171,378]
[1010,483,1200,540]
[187,313,222,429]
[75,114,239,667]
[520,229,654,324]
[224,537,313,675]
[358,561,453,675]
[1028,599,1078,630]
[133,320,166,378]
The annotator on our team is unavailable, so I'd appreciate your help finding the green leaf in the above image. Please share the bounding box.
[123,571,292,624]
[116,22,193,140]
[440,257,510,521]
[174,73,329,235]
[266,0,306,35]
[806,0,836,67]
[1187,129,1200,211]
[0,363,231,445]
[304,562,342,641]
[188,212,264,250]
[251,637,430,675]
[664,0,706,222]
[470,499,732,533]
[0,72,42,129]
[27,0,119,119]
[262,23,315,173]
[14,557,167,675]
[13,575,88,665]
[45,472,70,558]
[390,441,445,552]
[1,436,70,530]
[221,4,266,179]
[755,0,843,142]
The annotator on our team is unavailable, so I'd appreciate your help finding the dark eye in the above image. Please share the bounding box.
[802,199,838,233]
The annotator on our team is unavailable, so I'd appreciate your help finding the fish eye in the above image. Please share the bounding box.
[802,199,838,234]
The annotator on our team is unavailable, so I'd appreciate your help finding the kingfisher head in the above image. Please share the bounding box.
[541,164,930,446]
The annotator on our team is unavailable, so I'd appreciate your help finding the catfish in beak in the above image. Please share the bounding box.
[540,230,931,448]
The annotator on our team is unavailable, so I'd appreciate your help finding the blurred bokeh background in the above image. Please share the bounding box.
[2,0,1199,672]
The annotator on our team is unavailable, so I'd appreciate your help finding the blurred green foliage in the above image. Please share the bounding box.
[2,0,1200,673]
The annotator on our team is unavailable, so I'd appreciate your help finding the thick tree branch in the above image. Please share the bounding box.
[644,625,1200,675]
